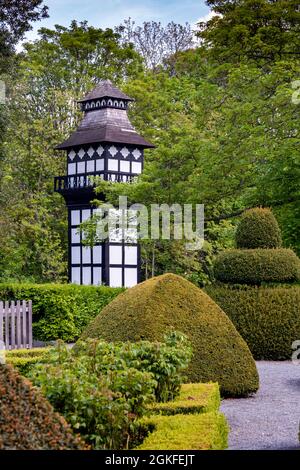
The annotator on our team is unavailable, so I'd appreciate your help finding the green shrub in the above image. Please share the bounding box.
[206,284,300,360]
[30,342,155,450]
[80,273,259,397]
[5,348,51,376]
[236,207,282,249]
[0,364,87,450]
[148,383,220,416]
[0,283,123,342]
[135,412,228,450]
[214,249,300,285]
[29,334,191,449]
[75,330,193,403]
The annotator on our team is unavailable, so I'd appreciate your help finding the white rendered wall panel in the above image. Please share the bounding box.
[109,268,122,287]
[124,268,137,288]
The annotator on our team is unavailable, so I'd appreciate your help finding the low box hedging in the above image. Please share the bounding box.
[214,249,300,285]
[206,284,300,360]
[0,283,123,342]
[135,412,228,450]
[5,348,51,376]
[148,383,220,415]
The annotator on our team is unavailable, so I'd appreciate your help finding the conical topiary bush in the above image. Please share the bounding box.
[80,273,259,397]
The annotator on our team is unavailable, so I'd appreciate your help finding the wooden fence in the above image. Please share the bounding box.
[0,300,32,350]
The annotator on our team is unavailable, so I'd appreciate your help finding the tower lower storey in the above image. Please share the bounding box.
[68,204,140,288]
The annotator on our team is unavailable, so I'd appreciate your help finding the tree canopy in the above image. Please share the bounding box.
[0,1,299,283]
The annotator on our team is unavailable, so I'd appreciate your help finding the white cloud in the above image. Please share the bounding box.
[192,10,220,29]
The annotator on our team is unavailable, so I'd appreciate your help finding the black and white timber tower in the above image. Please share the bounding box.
[54,80,154,287]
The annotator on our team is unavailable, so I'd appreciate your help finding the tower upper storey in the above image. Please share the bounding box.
[56,80,154,150]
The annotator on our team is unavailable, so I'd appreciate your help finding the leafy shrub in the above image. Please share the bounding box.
[0,364,87,450]
[148,383,220,416]
[5,348,50,375]
[80,273,259,397]
[236,208,282,249]
[29,332,191,449]
[76,330,192,403]
[136,412,228,450]
[30,342,155,450]
[214,249,300,285]
[206,284,300,360]
[0,283,123,342]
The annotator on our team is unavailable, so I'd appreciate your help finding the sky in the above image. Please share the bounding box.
[23,0,211,43]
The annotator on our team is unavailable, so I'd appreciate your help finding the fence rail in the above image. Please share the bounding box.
[0,300,32,350]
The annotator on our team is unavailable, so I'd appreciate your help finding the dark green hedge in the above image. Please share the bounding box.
[236,208,282,249]
[0,283,123,342]
[206,284,300,360]
[214,249,300,285]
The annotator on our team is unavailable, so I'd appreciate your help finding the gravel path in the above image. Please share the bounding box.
[221,361,300,450]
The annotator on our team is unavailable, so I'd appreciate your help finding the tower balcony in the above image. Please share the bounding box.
[54,172,134,194]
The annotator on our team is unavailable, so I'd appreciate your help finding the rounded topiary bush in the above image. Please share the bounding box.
[214,248,300,285]
[80,273,259,397]
[206,285,300,360]
[236,208,282,249]
[0,364,87,450]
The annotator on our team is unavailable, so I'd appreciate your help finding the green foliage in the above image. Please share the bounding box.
[75,330,192,403]
[198,0,300,63]
[136,412,228,450]
[0,364,87,450]
[0,0,48,72]
[1,4,300,282]
[81,273,259,397]
[0,283,123,342]
[30,335,191,449]
[214,249,300,285]
[148,383,220,416]
[0,21,142,283]
[206,285,300,360]
[236,208,282,249]
[5,348,50,375]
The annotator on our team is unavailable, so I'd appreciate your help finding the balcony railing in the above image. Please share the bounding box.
[54,172,134,192]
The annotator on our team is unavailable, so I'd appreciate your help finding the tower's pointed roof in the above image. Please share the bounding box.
[78,80,134,103]
[56,81,154,150]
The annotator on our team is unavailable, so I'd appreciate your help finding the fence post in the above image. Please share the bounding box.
[16,300,21,349]
[11,300,15,349]
[28,300,33,348]
[4,301,9,350]
[0,301,3,345]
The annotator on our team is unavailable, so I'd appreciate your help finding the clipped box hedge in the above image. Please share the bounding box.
[5,348,51,376]
[136,412,228,450]
[148,383,220,416]
[214,249,300,285]
[136,382,228,450]
[206,284,300,360]
[0,283,123,342]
